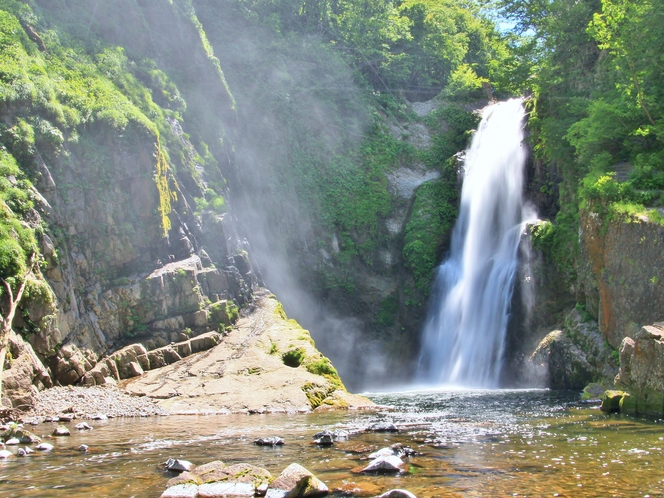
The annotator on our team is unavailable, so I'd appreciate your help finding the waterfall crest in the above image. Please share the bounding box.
[417,99,535,388]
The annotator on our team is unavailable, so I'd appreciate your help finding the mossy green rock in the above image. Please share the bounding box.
[619,392,637,414]
[600,390,625,413]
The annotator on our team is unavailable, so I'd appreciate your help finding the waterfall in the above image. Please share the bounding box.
[417,99,535,388]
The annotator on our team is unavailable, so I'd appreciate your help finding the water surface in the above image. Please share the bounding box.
[1,389,662,497]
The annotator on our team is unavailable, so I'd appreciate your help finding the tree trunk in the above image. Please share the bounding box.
[0,253,36,406]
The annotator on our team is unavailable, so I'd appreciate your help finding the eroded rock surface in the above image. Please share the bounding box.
[614,323,664,414]
[526,309,618,389]
[125,289,375,414]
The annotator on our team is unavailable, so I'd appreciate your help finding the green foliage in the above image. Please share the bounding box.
[375,293,399,327]
[498,0,664,289]
[0,148,39,283]
[444,64,489,101]
[282,347,306,368]
[305,356,338,378]
[575,302,594,322]
[402,106,476,292]
[194,188,227,216]
[403,178,458,291]
[219,0,511,99]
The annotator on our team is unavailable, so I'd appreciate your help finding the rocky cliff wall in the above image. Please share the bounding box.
[578,206,664,349]
[0,1,264,408]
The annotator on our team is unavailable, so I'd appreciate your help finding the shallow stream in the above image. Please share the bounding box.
[2,389,663,497]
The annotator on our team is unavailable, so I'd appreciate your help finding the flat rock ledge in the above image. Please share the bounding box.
[125,288,374,414]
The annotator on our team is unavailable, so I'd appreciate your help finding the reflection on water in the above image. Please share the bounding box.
[1,389,663,497]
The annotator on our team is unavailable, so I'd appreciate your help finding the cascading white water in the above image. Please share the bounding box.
[417,99,535,388]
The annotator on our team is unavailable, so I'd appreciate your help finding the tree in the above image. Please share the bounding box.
[0,253,36,406]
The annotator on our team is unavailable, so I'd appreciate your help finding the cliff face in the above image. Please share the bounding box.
[0,0,467,405]
[578,207,664,349]
[0,0,262,407]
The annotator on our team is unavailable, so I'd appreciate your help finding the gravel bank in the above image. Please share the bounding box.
[25,386,169,420]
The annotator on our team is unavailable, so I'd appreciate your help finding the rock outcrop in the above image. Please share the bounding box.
[579,207,664,349]
[125,289,375,414]
[526,309,618,389]
[612,322,664,414]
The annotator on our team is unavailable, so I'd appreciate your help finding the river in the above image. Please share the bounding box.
[1,389,662,497]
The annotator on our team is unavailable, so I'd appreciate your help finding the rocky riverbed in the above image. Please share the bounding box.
[24,385,169,421]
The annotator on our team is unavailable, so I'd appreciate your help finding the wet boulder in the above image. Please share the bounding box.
[254,437,284,446]
[377,490,417,498]
[360,455,405,474]
[0,450,13,459]
[366,422,398,433]
[267,463,328,498]
[36,442,54,451]
[161,483,199,498]
[600,390,626,413]
[313,434,333,446]
[52,426,71,436]
[166,458,195,473]
[198,482,255,497]
[3,427,40,444]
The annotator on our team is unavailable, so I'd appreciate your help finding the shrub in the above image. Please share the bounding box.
[282,348,306,368]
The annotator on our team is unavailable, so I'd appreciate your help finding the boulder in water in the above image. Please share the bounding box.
[267,463,328,498]
[254,437,284,446]
[366,422,398,433]
[198,482,255,497]
[377,490,418,498]
[5,438,19,445]
[600,390,625,413]
[52,426,71,436]
[313,434,333,446]
[36,442,54,451]
[160,483,199,498]
[76,422,93,430]
[165,458,195,473]
[0,449,13,459]
[360,455,405,474]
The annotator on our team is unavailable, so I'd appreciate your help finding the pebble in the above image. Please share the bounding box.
[25,386,168,419]
[23,447,34,455]
[78,444,89,452]
[17,448,26,457]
